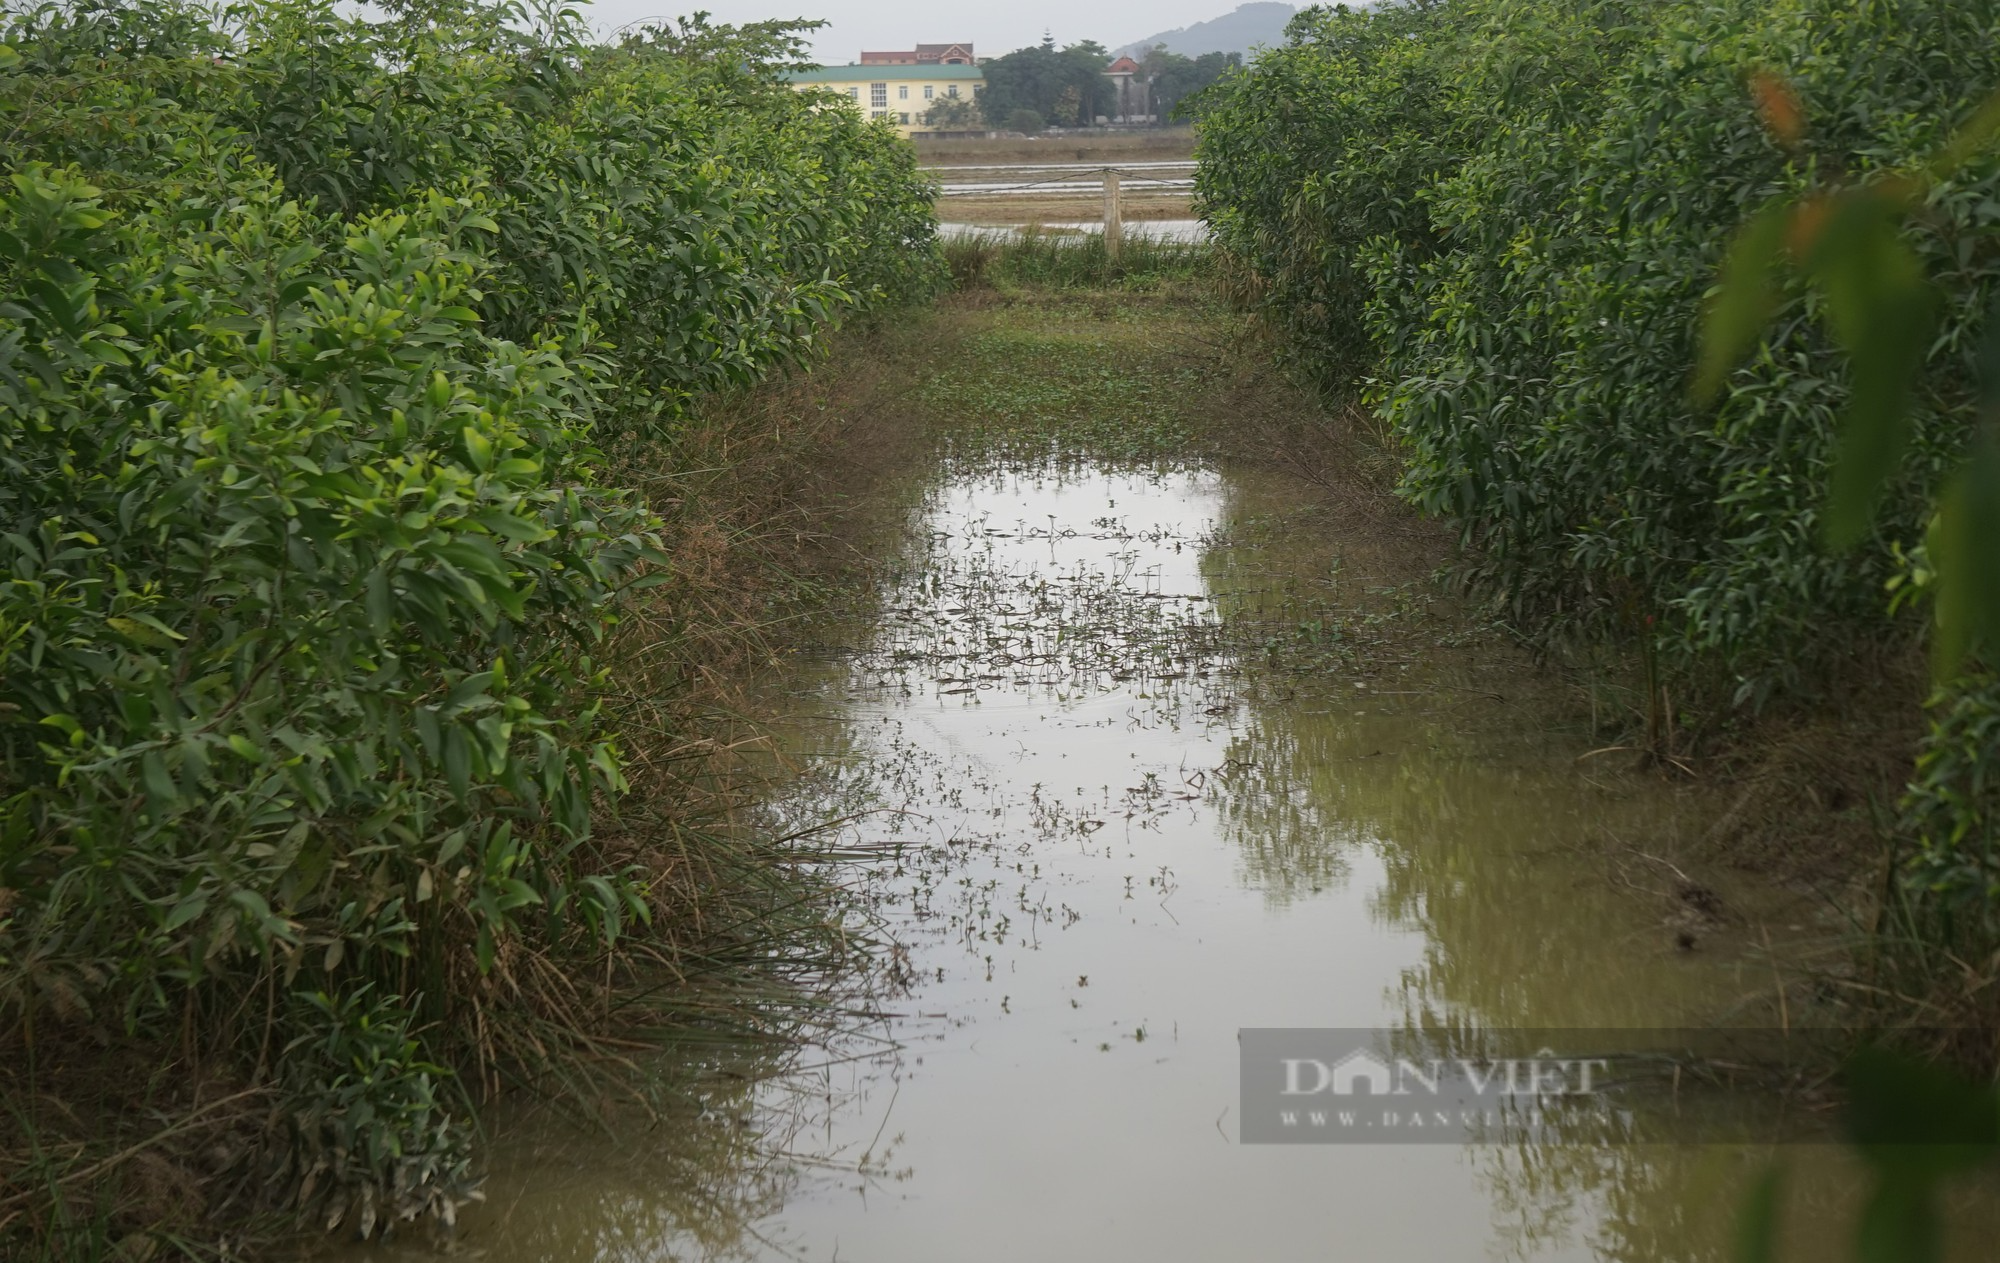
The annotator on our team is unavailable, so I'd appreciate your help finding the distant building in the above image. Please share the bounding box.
[786,63,986,138]
[860,42,975,66]
[1105,56,1151,124]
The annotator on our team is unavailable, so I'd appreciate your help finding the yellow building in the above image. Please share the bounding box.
[786,64,986,138]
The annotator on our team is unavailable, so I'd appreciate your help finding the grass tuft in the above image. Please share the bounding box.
[944,228,1210,293]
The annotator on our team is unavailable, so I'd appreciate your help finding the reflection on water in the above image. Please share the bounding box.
[349,460,1996,1262]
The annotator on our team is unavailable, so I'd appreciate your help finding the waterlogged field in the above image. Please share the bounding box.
[333,438,2000,1258]
[923,132,1198,230]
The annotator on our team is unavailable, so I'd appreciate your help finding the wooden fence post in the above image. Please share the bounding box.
[1102,168,1123,261]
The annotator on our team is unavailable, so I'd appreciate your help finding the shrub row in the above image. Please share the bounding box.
[1195,0,2000,935]
[0,0,938,1243]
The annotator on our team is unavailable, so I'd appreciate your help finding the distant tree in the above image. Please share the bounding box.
[1053,85,1082,126]
[1005,108,1045,135]
[1143,46,1241,123]
[978,36,1116,128]
[925,95,982,130]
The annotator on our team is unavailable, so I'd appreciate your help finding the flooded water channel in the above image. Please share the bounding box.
[356,457,1995,1261]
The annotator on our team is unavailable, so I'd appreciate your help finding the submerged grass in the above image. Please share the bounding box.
[916,305,1215,462]
[859,240,1482,696]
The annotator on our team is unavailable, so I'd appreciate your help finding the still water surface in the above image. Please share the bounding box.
[355,459,1994,1261]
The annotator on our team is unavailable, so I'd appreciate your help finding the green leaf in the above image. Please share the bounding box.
[1843,1046,2000,1166]
[579,874,624,944]
[1976,292,2000,419]
[493,877,543,911]
[462,426,494,473]
[1928,435,2000,677]
[475,510,550,542]
[1733,1164,1785,1263]
[442,727,471,801]
[1697,201,1789,405]
[1808,191,1940,550]
[1857,1175,1940,1263]
[141,750,178,804]
[443,670,494,714]
[1930,88,2000,179]
[162,893,209,933]
[1842,1048,1997,1263]
[106,613,185,646]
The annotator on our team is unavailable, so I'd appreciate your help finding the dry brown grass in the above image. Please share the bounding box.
[915,129,1196,166]
[0,1036,285,1251]
[587,311,950,891]
[603,325,937,696]
[1696,655,1925,886]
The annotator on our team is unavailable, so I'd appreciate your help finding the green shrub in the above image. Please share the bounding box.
[1902,674,2000,944]
[0,0,940,1242]
[1202,0,2000,675]
[1006,108,1046,135]
[1196,0,2000,928]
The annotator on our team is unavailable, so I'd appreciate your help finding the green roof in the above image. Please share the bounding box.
[786,64,984,83]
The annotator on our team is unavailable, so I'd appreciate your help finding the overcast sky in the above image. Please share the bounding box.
[572,0,1253,61]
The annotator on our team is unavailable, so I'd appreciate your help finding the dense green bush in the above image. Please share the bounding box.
[1196,0,2000,926]
[0,0,939,1242]
[1902,673,2000,943]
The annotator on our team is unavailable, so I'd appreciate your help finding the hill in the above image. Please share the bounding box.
[1113,2,1299,60]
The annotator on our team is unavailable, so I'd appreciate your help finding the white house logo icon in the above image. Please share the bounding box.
[1328,1050,1394,1096]
[1281,1049,1399,1097]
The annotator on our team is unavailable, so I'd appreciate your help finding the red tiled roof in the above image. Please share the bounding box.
[861,42,974,66]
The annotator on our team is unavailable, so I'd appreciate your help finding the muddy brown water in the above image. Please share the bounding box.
[343,459,1996,1261]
